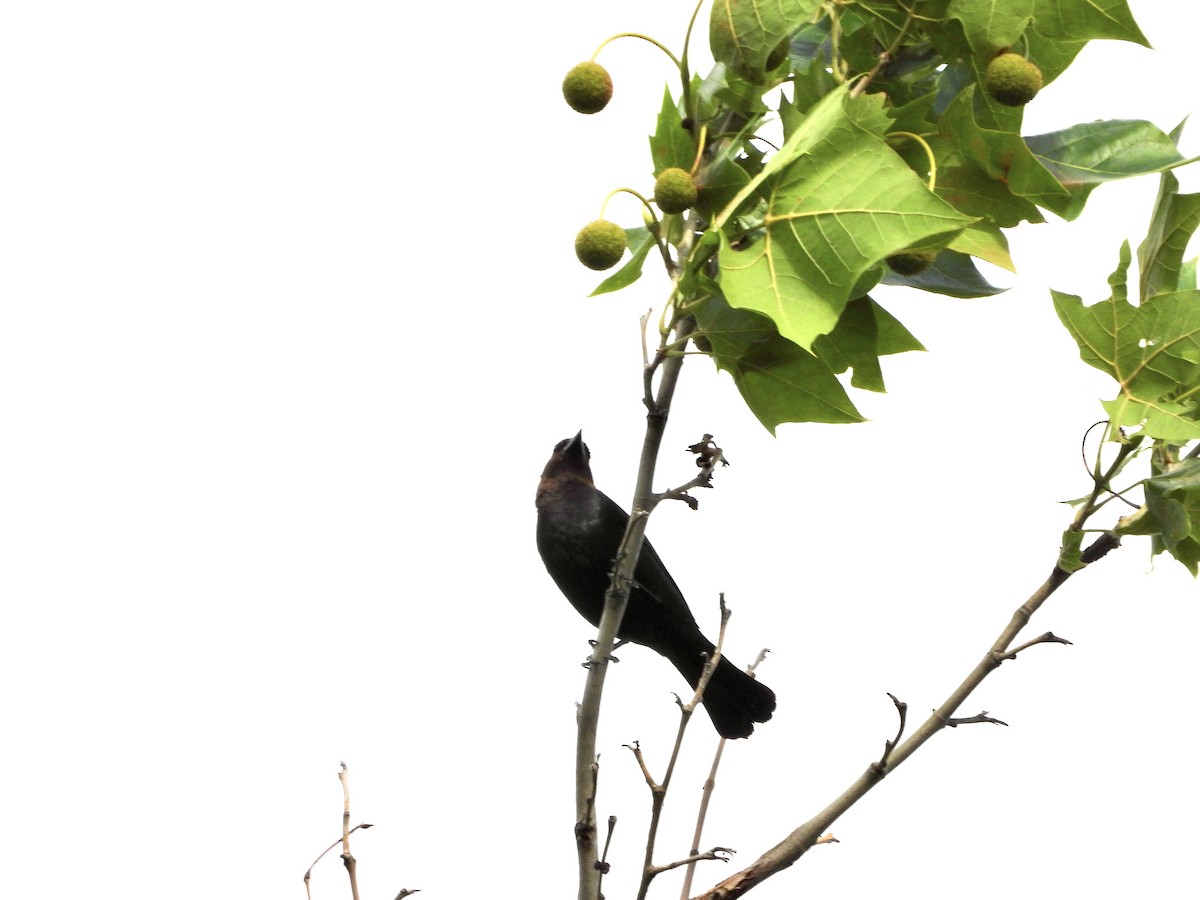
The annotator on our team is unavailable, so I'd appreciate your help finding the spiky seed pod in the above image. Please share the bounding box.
[575,220,628,270]
[984,53,1043,107]
[653,167,698,214]
[562,62,613,114]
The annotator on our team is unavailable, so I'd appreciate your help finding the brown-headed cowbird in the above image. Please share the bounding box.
[536,432,775,739]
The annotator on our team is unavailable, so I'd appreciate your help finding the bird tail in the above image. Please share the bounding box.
[667,645,776,739]
[701,656,776,739]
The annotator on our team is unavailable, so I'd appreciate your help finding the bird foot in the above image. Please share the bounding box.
[582,639,627,667]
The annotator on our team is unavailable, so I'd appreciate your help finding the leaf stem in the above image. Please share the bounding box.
[887,131,938,191]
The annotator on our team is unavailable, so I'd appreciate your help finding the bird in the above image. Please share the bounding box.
[535,431,775,739]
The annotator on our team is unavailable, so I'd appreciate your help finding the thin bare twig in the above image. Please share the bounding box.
[999,631,1073,661]
[302,824,375,899]
[945,711,1009,728]
[681,647,769,900]
[339,763,361,900]
[650,847,734,876]
[597,815,617,899]
[635,598,731,900]
[302,764,375,900]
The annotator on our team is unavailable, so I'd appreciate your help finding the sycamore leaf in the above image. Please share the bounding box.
[719,89,973,350]
[939,88,1070,214]
[1182,258,1199,293]
[881,249,1007,298]
[648,87,696,174]
[936,156,1045,228]
[1167,537,1200,575]
[947,0,1034,56]
[1145,488,1191,549]
[1148,458,1200,492]
[710,0,823,82]
[1030,0,1147,46]
[1137,167,1200,303]
[724,334,865,433]
[693,292,914,431]
[1022,0,1146,83]
[813,296,924,392]
[950,223,1015,272]
[692,289,777,360]
[1026,120,1185,221]
[1137,472,1200,573]
[1052,243,1200,441]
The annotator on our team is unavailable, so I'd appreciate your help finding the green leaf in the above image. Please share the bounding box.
[874,298,926,356]
[724,334,865,432]
[1145,487,1192,549]
[950,222,1015,272]
[936,155,1045,228]
[880,249,1008,298]
[710,0,823,82]
[719,89,974,350]
[939,87,1069,214]
[1182,258,1199,293]
[947,0,1034,56]
[1024,0,1146,83]
[1030,0,1147,46]
[692,289,777,360]
[590,228,655,297]
[1137,168,1200,303]
[1026,120,1186,221]
[1052,245,1200,441]
[1148,458,1200,492]
[649,86,696,174]
[1167,537,1200,575]
[692,292,869,431]
[812,296,924,392]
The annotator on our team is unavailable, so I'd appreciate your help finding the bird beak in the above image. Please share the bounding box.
[564,430,589,464]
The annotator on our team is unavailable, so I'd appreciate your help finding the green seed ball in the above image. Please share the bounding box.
[653,167,698,215]
[575,220,628,270]
[984,53,1043,107]
[562,61,613,114]
[885,247,939,276]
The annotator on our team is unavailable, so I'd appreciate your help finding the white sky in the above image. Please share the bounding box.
[1,3,1197,899]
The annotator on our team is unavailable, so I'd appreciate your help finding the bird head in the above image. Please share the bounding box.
[543,431,591,480]
[537,432,596,511]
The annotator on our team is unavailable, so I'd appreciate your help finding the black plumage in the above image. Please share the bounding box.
[536,432,775,739]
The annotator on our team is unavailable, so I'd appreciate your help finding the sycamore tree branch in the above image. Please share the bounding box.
[691,434,1133,896]
[574,223,702,900]
[693,527,1121,900]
